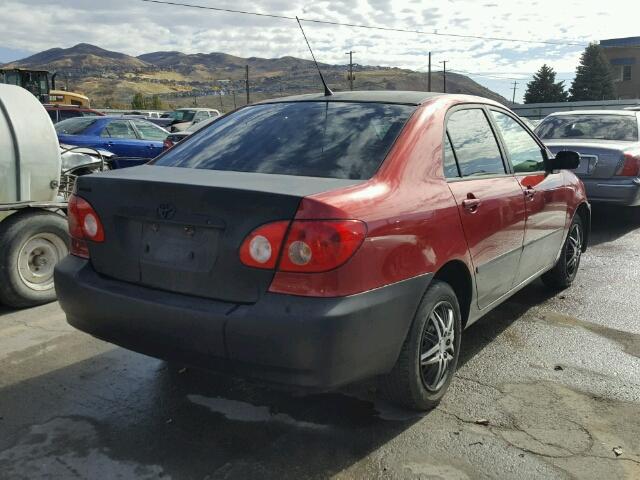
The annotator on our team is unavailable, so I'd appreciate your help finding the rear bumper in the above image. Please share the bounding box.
[55,256,431,389]
[581,177,640,206]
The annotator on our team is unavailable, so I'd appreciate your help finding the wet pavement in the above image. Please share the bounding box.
[1,206,639,479]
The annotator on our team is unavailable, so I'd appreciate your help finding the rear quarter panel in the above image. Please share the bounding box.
[271,98,473,297]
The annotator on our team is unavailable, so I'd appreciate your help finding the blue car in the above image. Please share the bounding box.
[55,116,168,159]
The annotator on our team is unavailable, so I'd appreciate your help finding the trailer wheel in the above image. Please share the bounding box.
[0,210,69,308]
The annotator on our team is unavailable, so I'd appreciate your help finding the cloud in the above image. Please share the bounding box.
[1,0,636,101]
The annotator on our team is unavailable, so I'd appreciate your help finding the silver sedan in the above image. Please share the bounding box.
[535,110,640,206]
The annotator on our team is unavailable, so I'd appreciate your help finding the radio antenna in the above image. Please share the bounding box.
[296,16,333,96]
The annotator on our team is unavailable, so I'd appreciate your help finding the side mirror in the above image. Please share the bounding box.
[547,150,580,171]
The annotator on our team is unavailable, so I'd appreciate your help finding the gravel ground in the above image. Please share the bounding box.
[0,205,638,479]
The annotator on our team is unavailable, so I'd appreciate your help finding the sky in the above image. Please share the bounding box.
[0,0,637,102]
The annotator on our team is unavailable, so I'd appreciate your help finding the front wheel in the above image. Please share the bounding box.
[541,215,584,290]
[380,280,462,411]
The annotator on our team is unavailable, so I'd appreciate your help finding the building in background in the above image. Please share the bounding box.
[601,36,640,99]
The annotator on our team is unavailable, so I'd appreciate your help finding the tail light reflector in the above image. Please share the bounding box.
[68,194,105,258]
[239,219,366,273]
[616,152,640,176]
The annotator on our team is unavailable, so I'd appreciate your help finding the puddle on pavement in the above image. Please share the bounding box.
[187,394,328,429]
[536,311,640,358]
[0,417,169,479]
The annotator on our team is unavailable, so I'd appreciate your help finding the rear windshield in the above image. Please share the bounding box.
[153,102,416,179]
[536,114,639,141]
[54,117,99,135]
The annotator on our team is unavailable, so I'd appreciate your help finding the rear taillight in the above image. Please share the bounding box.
[68,194,105,258]
[163,138,174,150]
[279,220,366,272]
[239,220,366,273]
[616,152,640,176]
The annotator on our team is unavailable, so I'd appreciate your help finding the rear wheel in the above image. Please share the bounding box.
[0,211,69,308]
[542,215,584,290]
[380,280,462,411]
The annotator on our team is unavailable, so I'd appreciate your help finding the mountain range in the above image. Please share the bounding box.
[2,43,507,109]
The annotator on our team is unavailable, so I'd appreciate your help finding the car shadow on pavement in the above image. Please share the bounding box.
[457,280,556,369]
[589,205,640,246]
[0,343,418,479]
[0,281,561,479]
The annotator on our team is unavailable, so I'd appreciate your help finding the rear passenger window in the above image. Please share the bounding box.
[447,109,505,177]
[491,111,545,173]
[443,134,460,178]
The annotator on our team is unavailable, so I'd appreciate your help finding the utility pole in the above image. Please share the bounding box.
[232,89,237,109]
[345,51,355,90]
[511,81,519,104]
[428,52,431,92]
[218,90,224,112]
[245,65,250,105]
[440,60,448,93]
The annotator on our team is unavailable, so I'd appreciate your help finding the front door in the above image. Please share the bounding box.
[488,109,567,284]
[445,108,526,309]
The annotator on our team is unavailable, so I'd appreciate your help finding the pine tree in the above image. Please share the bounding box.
[524,64,568,103]
[130,92,145,109]
[569,43,615,101]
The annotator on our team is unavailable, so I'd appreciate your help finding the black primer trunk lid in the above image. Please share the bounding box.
[76,165,361,303]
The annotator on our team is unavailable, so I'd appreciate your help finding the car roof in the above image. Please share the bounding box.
[175,107,217,111]
[548,110,638,117]
[259,90,445,106]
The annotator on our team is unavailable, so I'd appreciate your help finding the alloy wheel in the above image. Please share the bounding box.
[565,223,582,277]
[419,300,456,392]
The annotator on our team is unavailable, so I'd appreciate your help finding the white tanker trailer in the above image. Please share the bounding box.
[0,84,108,307]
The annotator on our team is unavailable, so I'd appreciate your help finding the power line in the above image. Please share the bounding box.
[139,0,588,47]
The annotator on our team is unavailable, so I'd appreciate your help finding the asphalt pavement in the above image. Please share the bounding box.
[0,206,639,479]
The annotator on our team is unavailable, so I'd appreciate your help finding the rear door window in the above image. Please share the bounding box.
[153,102,416,179]
[490,111,546,173]
[131,119,168,141]
[443,133,460,178]
[446,109,506,177]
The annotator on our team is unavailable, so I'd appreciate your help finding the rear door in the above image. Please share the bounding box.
[100,119,151,158]
[131,119,168,158]
[489,109,567,283]
[445,107,526,309]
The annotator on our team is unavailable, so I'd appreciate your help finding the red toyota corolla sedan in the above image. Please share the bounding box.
[55,91,589,410]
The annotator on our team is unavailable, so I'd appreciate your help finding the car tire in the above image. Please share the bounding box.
[541,215,584,291]
[0,211,69,308]
[380,280,462,411]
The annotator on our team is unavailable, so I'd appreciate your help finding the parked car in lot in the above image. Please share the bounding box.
[45,104,104,123]
[55,116,169,158]
[161,107,221,132]
[55,91,589,410]
[535,110,640,205]
[163,115,219,150]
